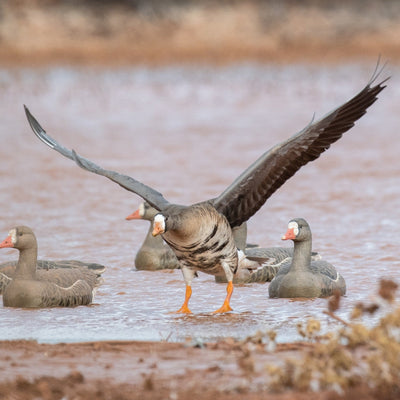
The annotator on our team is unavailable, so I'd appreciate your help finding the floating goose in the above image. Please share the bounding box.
[0,259,105,294]
[24,70,386,312]
[0,226,105,308]
[268,218,346,298]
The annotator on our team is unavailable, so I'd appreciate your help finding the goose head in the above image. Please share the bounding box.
[151,205,194,238]
[152,214,167,237]
[126,202,158,222]
[0,226,37,251]
[281,218,311,242]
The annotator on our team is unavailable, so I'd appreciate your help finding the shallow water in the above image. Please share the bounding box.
[0,63,398,343]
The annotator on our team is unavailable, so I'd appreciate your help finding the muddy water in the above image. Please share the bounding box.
[0,64,398,343]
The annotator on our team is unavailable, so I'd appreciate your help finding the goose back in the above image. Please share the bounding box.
[0,259,105,294]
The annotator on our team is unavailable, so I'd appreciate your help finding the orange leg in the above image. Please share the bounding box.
[213,281,233,313]
[176,285,192,314]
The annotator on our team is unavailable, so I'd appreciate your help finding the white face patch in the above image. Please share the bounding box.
[139,202,145,217]
[8,228,17,245]
[287,221,299,237]
[154,214,166,232]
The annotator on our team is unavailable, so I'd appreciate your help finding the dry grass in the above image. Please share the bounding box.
[258,278,400,396]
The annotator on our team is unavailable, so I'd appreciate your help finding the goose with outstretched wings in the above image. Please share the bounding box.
[24,68,387,313]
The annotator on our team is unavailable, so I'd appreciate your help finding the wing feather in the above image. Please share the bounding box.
[213,69,388,227]
[40,280,93,307]
[0,272,12,294]
[24,106,170,211]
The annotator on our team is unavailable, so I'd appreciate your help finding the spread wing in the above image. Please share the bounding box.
[24,106,170,212]
[212,68,388,228]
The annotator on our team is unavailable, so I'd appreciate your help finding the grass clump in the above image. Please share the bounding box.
[266,279,400,395]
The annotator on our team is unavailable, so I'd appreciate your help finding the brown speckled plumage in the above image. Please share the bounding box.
[130,202,317,284]
[128,201,252,272]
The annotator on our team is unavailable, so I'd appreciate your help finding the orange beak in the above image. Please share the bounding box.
[126,209,141,220]
[152,221,164,237]
[282,227,296,241]
[0,235,13,249]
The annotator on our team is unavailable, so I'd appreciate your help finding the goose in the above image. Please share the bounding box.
[24,69,386,313]
[0,226,105,308]
[126,201,259,269]
[0,259,105,294]
[268,218,346,298]
[127,201,311,284]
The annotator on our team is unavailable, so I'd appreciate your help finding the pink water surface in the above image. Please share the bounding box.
[0,63,398,343]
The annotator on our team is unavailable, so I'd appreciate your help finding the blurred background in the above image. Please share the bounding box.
[0,0,399,65]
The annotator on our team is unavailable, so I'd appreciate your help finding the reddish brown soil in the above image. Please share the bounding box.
[0,339,397,400]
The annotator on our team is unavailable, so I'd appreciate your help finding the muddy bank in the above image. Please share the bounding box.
[0,339,309,400]
[0,0,399,66]
[0,332,398,400]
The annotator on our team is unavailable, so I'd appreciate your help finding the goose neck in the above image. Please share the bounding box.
[291,239,312,272]
[14,246,37,279]
[144,224,164,247]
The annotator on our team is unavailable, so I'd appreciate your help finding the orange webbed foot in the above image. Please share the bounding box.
[213,281,233,313]
[175,304,192,314]
[212,303,233,314]
[174,285,192,314]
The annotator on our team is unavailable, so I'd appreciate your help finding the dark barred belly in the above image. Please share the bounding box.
[164,235,238,275]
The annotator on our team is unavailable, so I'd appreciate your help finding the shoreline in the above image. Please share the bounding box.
[0,42,395,68]
[0,338,388,400]
[1,1,399,67]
